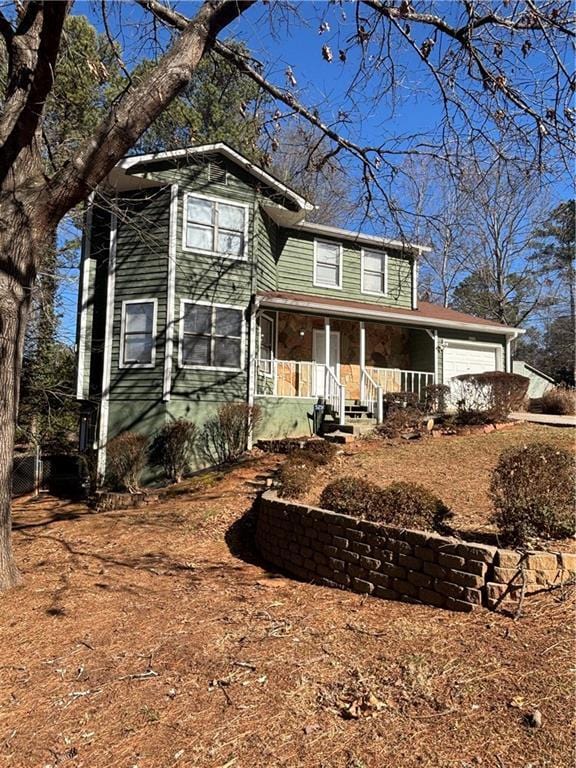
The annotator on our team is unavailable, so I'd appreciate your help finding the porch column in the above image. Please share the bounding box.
[324,317,331,398]
[359,321,366,401]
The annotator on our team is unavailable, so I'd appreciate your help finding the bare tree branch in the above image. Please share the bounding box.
[44,0,255,222]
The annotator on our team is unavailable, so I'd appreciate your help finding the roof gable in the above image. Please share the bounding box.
[110,142,313,212]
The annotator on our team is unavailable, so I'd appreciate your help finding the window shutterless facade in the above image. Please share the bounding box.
[314,239,342,288]
[179,300,244,371]
[361,249,388,296]
[120,299,157,367]
[182,193,248,259]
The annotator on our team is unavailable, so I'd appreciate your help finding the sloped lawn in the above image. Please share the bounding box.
[0,429,574,768]
[305,422,576,546]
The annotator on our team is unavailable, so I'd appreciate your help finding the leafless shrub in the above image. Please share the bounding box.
[490,443,576,545]
[200,403,263,465]
[153,419,197,483]
[541,385,576,415]
[424,384,450,414]
[105,432,148,492]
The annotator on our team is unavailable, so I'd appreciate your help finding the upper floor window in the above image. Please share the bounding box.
[183,193,246,259]
[180,301,243,370]
[120,299,157,367]
[314,240,342,289]
[361,249,388,295]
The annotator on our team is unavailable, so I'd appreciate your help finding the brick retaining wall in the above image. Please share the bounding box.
[255,491,575,612]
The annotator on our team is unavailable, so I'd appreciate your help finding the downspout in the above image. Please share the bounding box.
[412,249,419,310]
[424,328,439,384]
[246,196,260,450]
[505,330,520,373]
[97,207,118,482]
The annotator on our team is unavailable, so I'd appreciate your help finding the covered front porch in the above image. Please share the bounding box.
[254,310,435,422]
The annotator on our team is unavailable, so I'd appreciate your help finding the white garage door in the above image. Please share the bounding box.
[443,344,500,383]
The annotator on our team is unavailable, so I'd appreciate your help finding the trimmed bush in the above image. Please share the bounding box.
[300,440,338,465]
[456,371,529,424]
[490,442,576,545]
[541,385,576,415]
[277,454,316,499]
[153,419,197,483]
[377,481,453,531]
[200,403,263,465]
[320,476,383,519]
[105,432,148,492]
[278,440,338,498]
[320,477,452,531]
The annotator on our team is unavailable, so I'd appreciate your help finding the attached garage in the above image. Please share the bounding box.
[442,342,503,384]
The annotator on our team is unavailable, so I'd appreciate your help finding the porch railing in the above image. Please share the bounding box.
[365,367,435,401]
[256,358,346,417]
[255,359,434,415]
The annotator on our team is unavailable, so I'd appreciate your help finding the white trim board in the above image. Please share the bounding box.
[76,194,94,400]
[163,183,178,401]
[97,211,118,481]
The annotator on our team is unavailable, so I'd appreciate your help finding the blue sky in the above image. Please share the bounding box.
[56,1,573,343]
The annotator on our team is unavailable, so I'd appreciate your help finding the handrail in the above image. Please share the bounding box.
[360,366,384,422]
[324,364,345,419]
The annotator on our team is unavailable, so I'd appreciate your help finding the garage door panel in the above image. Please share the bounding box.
[443,343,501,409]
[443,345,499,383]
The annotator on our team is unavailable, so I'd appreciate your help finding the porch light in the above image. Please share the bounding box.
[299,330,305,336]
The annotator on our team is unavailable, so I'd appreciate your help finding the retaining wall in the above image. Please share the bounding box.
[256,491,575,612]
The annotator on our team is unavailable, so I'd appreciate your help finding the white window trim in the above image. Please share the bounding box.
[181,191,250,261]
[178,298,246,372]
[119,298,158,369]
[313,239,343,290]
[361,247,388,297]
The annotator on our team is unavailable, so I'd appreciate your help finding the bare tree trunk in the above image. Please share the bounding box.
[0,182,52,588]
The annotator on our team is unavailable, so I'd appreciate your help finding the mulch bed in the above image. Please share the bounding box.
[1,444,574,768]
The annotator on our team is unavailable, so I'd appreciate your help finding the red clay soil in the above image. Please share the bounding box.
[1,451,574,768]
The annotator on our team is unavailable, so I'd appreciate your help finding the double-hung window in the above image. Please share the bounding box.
[362,249,388,295]
[180,302,243,370]
[184,194,246,258]
[314,240,342,288]
[121,300,157,367]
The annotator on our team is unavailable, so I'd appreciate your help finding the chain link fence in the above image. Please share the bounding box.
[12,451,86,498]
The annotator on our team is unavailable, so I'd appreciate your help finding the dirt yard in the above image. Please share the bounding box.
[1,425,575,768]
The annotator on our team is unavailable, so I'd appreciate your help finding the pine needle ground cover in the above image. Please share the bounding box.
[1,424,574,768]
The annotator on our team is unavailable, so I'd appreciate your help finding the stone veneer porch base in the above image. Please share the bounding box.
[256,491,576,612]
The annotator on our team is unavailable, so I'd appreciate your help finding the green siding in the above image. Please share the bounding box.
[255,397,315,439]
[274,230,413,309]
[255,207,278,291]
[109,187,171,404]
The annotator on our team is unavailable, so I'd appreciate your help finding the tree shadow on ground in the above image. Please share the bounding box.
[224,491,284,582]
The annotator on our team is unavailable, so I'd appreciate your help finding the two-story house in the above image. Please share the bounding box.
[75,143,522,478]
